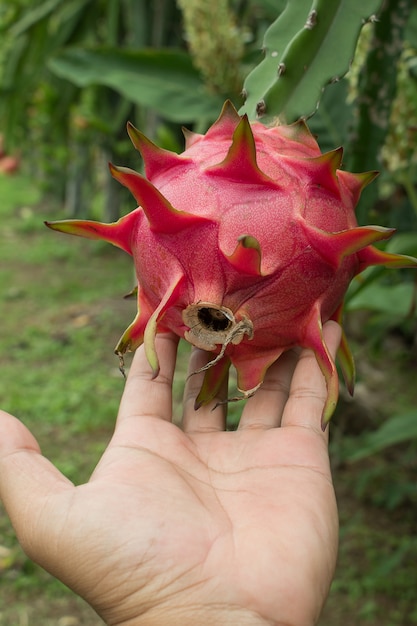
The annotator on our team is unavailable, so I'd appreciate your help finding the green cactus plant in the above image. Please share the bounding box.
[240,0,383,123]
[346,0,415,222]
[177,0,244,97]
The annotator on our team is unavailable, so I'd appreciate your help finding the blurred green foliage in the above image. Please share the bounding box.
[0,0,276,215]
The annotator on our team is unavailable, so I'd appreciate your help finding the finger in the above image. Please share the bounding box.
[238,348,300,430]
[116,332,179,425]
[0,411,72,555]
[281,321,342,434]
[181,348,228,433]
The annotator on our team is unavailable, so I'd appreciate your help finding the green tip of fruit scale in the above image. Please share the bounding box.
[208,115,276,187]
[331,303,355,396]
[303,304,339,428]
[109,164,211,234]
[182,126,202,149]
[338,170,379,205]
[126,122,189,179]
[356,246,417,273]
[143,276,185,378]
[306,148,343,196]
[227,235,263,276]
[194,357,231,409]
[276,119,318,151]
[337,329,356,397]
[204,100,241,142]
[305,225,396,269]
[45,212,142,255]
[115,310,146,356]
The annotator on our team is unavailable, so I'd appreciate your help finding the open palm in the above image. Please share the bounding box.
[0,322,340,626]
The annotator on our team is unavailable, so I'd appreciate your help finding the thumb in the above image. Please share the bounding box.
[0,411,72,555]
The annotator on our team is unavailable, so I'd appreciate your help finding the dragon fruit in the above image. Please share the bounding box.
[46,101,417,425]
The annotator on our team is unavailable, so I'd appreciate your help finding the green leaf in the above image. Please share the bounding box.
[240,0,383,123]
[385,232,417,257]
[9,0,69,37]
[344,412,417,461]
[346,282,415,316]
[307,78,352,152]
[48,47,225,123]
[347,0,414,175]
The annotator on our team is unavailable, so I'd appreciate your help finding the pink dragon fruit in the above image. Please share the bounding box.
[46,101,417,425]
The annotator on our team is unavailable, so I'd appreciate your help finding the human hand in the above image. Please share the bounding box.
[0,321,341,626]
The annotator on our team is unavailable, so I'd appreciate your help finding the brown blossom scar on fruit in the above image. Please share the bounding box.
[182,304,254,372]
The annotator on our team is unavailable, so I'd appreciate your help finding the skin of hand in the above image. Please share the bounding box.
[0,321,341,626]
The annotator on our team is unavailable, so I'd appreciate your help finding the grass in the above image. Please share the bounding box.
[1,183,133,438]
[0,174,130,624]
[0,173,416,625]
